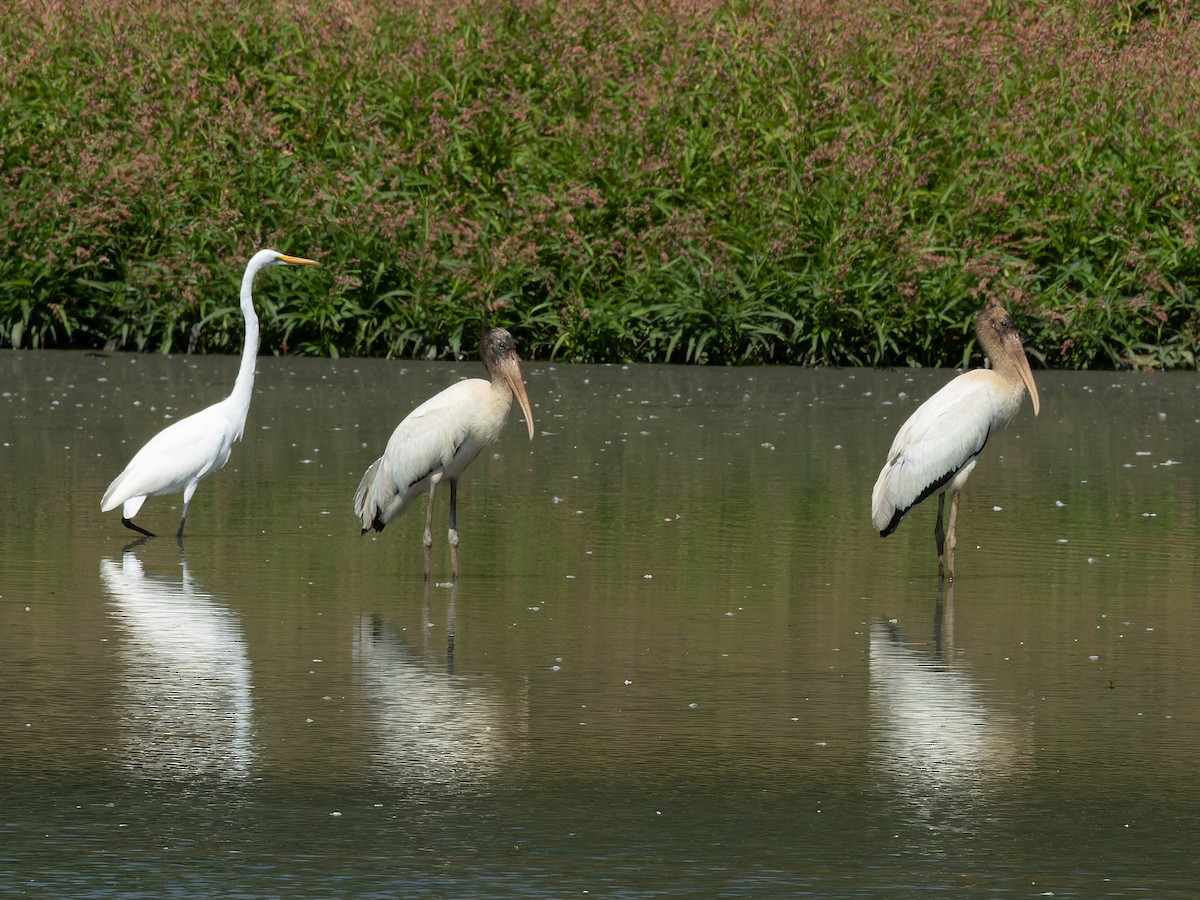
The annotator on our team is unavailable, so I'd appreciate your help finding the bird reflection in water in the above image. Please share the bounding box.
[352,585,525,791]
[869,587,1030,828]
[100,549,256,784]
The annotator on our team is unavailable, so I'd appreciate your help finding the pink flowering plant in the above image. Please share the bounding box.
[1,0,1197,367]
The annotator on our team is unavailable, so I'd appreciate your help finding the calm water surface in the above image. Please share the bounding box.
[2,350,1200,897]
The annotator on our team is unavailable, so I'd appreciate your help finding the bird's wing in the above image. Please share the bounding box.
[872,373,998,533]
[101,404,235,510]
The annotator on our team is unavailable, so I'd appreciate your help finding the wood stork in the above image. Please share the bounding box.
[101,249,320,540]
[871,301,1040,581]
[354,327,535,582]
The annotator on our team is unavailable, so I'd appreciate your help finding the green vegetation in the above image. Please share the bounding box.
[2,0,1200,367]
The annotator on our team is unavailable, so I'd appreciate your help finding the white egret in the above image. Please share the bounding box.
[871,301,1040,581]
[354,326,535,582]
[101,249,320,539]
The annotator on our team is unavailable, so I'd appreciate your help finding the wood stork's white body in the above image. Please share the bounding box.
[101,249,319,540]
[354,327,534,582]
[871,303,1040,581]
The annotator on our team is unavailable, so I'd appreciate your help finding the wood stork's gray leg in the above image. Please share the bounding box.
[448,480,460,582]
[422,481,437,582]
[946,490,961,583]
[934,493,947,582]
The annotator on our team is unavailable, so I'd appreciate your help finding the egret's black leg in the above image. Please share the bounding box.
[176,495,194,542]
[122,517,155,538]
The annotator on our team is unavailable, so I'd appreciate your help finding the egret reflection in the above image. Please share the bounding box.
[101,551,256,783]
[869,589,1029,823]
[353,587,522,790]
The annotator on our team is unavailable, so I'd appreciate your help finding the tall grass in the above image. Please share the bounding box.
[2,0,1199,367]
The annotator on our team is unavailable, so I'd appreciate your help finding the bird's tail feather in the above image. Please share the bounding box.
[354,458,388,533]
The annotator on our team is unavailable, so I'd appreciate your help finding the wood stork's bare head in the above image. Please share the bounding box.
[480,327,535,439]
[975,303,1040,416]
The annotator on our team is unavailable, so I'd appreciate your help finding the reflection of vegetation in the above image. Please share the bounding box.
[4,2,1200,367]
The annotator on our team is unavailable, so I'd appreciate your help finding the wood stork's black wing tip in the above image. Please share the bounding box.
[879,510,905,538]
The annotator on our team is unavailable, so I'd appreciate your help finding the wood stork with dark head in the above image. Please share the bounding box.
[354,327,535,582]
[871,301,1040,581]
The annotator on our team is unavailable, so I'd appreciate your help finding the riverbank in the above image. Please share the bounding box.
[3,0,1198,367]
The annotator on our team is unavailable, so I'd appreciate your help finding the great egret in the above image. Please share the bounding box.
[354,326,535,582]
[101,249,320,539]
[871,301,1040,581]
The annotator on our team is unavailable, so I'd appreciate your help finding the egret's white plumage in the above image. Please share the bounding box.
[354,327,534,582]
[101,249,319,539]
[871,302,1040,581]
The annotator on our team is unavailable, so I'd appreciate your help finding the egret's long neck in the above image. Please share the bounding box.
[228,268,261,415]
